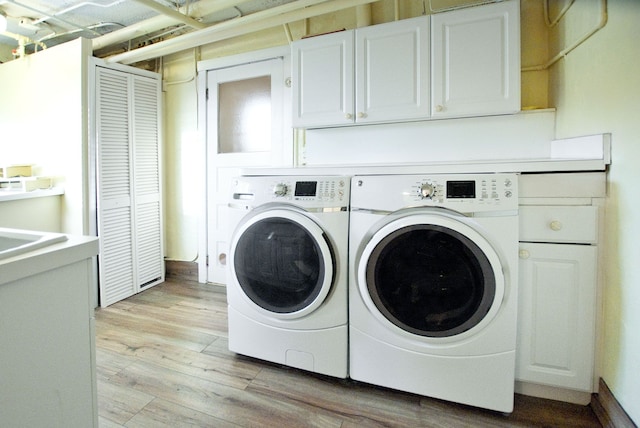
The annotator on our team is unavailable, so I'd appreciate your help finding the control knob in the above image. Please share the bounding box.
[273,183,288,197]
[420,182,435,199]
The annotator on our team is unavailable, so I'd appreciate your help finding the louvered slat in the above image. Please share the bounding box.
[96,66,163,307]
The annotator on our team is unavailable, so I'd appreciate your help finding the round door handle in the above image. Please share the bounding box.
[519,249,530,259]
[357,112,367,119]
[550,220,563,231]
[435,104,444,112]
[345,113,353,120]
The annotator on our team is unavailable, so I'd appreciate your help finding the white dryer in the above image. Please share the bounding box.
[227,175,349,378]
[349,173,519,412]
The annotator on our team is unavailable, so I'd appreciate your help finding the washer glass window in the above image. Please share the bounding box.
[366,224,496,337]
[234,217,326,313]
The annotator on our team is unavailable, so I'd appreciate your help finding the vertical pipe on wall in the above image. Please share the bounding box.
[522,0,607,72]
[356,4,372,27]
[283,23,293,43]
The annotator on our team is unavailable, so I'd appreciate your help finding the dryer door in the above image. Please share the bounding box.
[231,208,335,319]
[358,212,505,339]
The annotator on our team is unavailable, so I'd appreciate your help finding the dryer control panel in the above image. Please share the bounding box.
[414,176,515,203]
[352,173,518,213]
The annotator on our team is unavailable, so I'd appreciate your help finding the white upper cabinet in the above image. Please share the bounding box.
[355,17,430,124]
[431,0,520,118]
[292,0,520,128]
[292,16,429,128]
[292,31,354,128]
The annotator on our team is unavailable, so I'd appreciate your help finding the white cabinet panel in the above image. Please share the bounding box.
[520,205,598,244]
[356,16,430,123]
[516,242,597,391]
[431,0,520,118]
[292,17,429,128]
[292,31,354,127]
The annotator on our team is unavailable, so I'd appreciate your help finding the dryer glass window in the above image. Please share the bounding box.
[366,225,496,337]
[234,217,327,313]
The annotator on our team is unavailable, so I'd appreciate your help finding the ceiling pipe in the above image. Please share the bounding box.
[92,0,253,51]
[32,0,126,26]
[106,0,381,64]
[2,0,101,36]
[131,0,206,30]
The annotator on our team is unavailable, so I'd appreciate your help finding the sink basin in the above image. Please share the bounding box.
[0,228,68,260]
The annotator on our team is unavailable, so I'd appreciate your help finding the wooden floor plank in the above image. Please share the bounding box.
[96,280,602,428]
[97,329,260,390]
[124,398,241,428]
[98,379,155,425]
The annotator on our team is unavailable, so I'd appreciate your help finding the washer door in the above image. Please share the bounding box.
[358,211,505,339]
[231,208,335,319]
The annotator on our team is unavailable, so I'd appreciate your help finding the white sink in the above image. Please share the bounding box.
[0,228,68,260]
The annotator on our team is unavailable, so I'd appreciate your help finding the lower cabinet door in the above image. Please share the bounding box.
[516,242,597,391]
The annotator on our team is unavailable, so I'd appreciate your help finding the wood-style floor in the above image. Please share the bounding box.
[96,280,602,428]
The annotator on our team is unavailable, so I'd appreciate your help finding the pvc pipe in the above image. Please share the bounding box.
[92,0,254,51]
[106,0,380,64]
[131,0,206,30]
[522,0,607,72]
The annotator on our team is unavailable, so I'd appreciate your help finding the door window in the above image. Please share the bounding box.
[366,224,496,337]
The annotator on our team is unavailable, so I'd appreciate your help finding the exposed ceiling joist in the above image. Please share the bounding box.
[131,0,205,29]
[107,0,381,64]
[91,0,255,51]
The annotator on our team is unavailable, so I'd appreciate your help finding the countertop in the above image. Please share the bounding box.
[0,233,99,285]
[0,187,64,202]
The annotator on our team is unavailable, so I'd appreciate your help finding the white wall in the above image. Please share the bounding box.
[550,0,639,423]
[162,49,202,262]
[0,38,91,235]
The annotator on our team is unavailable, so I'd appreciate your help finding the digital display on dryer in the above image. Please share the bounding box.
[447,180,476,199]
[295,181,317,197]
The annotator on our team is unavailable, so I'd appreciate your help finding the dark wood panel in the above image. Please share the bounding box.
[96,280,602,427]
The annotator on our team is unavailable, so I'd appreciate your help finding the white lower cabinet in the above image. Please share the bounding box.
[516,172,605,394]
[516,242,597,391]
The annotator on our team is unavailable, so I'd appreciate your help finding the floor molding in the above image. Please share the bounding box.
[165,260,199,282]
[591,378,637,428]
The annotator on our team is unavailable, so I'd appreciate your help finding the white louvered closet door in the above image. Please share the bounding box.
[96,66,163,307]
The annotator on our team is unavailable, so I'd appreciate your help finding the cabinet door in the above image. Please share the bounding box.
[355,16,430,123]
[431,0,520,118]
[292,30,354,128]
[516,242,597,391]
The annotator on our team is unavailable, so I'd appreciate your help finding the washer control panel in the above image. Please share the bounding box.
[232,175,350,207]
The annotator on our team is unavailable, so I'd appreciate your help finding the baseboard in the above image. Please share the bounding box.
[165,260,199,282]
[515,381,591,405]
[591,378,637,428]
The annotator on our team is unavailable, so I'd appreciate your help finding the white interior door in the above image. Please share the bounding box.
[205,57,289,285]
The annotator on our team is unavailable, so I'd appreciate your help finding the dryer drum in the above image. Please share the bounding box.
[234,217,326,314]
[366,224,497,337]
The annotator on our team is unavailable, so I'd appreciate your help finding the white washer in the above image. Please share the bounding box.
[349,173,519,412]
[227,175,350,378]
